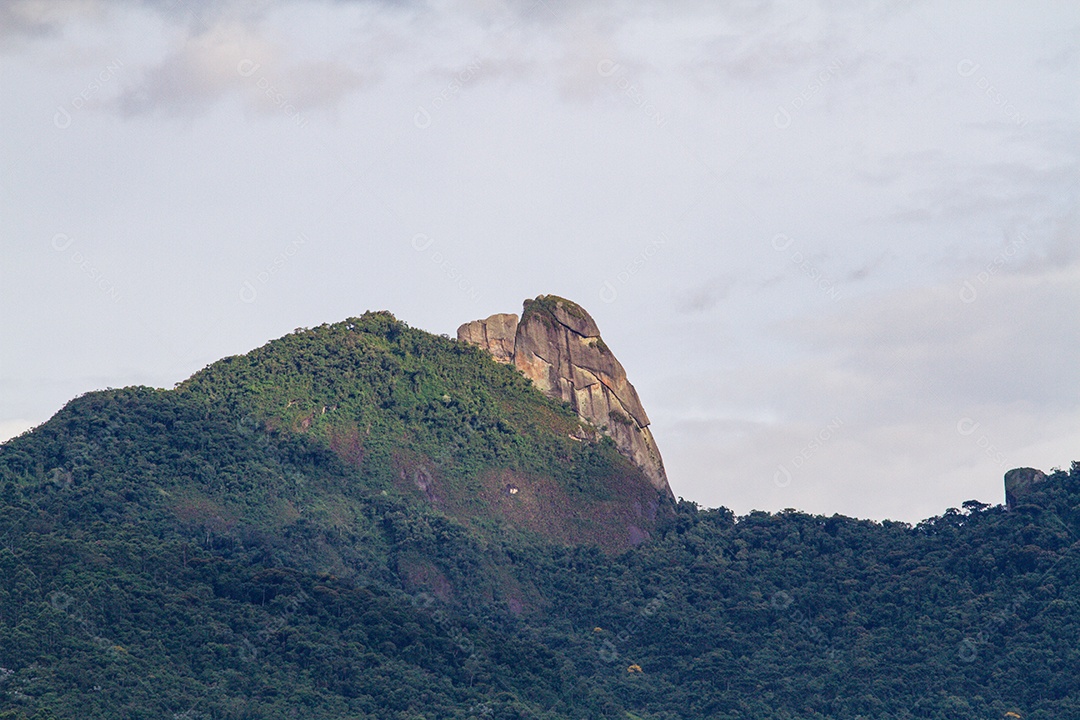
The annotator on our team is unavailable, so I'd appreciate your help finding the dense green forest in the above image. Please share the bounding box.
[1,313,1077,719]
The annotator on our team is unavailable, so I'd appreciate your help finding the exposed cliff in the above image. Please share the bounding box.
[457,295,671,498]
[1005,466,1047,509]
[455,312,518,364]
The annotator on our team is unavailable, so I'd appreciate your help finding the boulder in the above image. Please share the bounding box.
[1004,467,1047,509]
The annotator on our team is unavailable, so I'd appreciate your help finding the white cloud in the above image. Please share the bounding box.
[114,17,368,117]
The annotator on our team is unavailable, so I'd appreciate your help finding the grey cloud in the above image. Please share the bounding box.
[676,275,737,313]
[116,46,236,116]
[115,21,368,117]
[0,0,252,43]
[1013,208,1080,274]
[843,251,893,283]
[0,0,107,45]
[0,5,63,41]
[281,60,369,109]
[881,153,1077,248]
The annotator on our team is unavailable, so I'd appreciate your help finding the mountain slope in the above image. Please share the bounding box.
[173,311,668,551]
[0,380,616,719]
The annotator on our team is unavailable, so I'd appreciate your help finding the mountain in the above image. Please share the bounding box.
[1,304,1078,720]
[174,307,668,552]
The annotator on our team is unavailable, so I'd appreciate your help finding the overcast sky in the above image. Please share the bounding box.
[2,0,1078,523]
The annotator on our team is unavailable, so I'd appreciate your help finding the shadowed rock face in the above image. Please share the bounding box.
[1005,467,1047,509]
[457,295,672,497]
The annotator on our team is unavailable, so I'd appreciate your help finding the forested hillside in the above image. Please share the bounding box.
[1,313,1077,719]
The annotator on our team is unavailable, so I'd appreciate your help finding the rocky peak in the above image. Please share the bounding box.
[1005,467,1047,509]
[457,295,671,497]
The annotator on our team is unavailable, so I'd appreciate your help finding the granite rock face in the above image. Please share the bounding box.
[455,313,518,364]
[457,295,671,497]
[1004,467,1047,509]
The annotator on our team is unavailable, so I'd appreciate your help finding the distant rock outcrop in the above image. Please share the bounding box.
[1005,467,1047,509]
[457,295,671,497]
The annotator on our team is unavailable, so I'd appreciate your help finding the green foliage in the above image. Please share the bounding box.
[1,315,1078,719]
[174,313,627,501]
